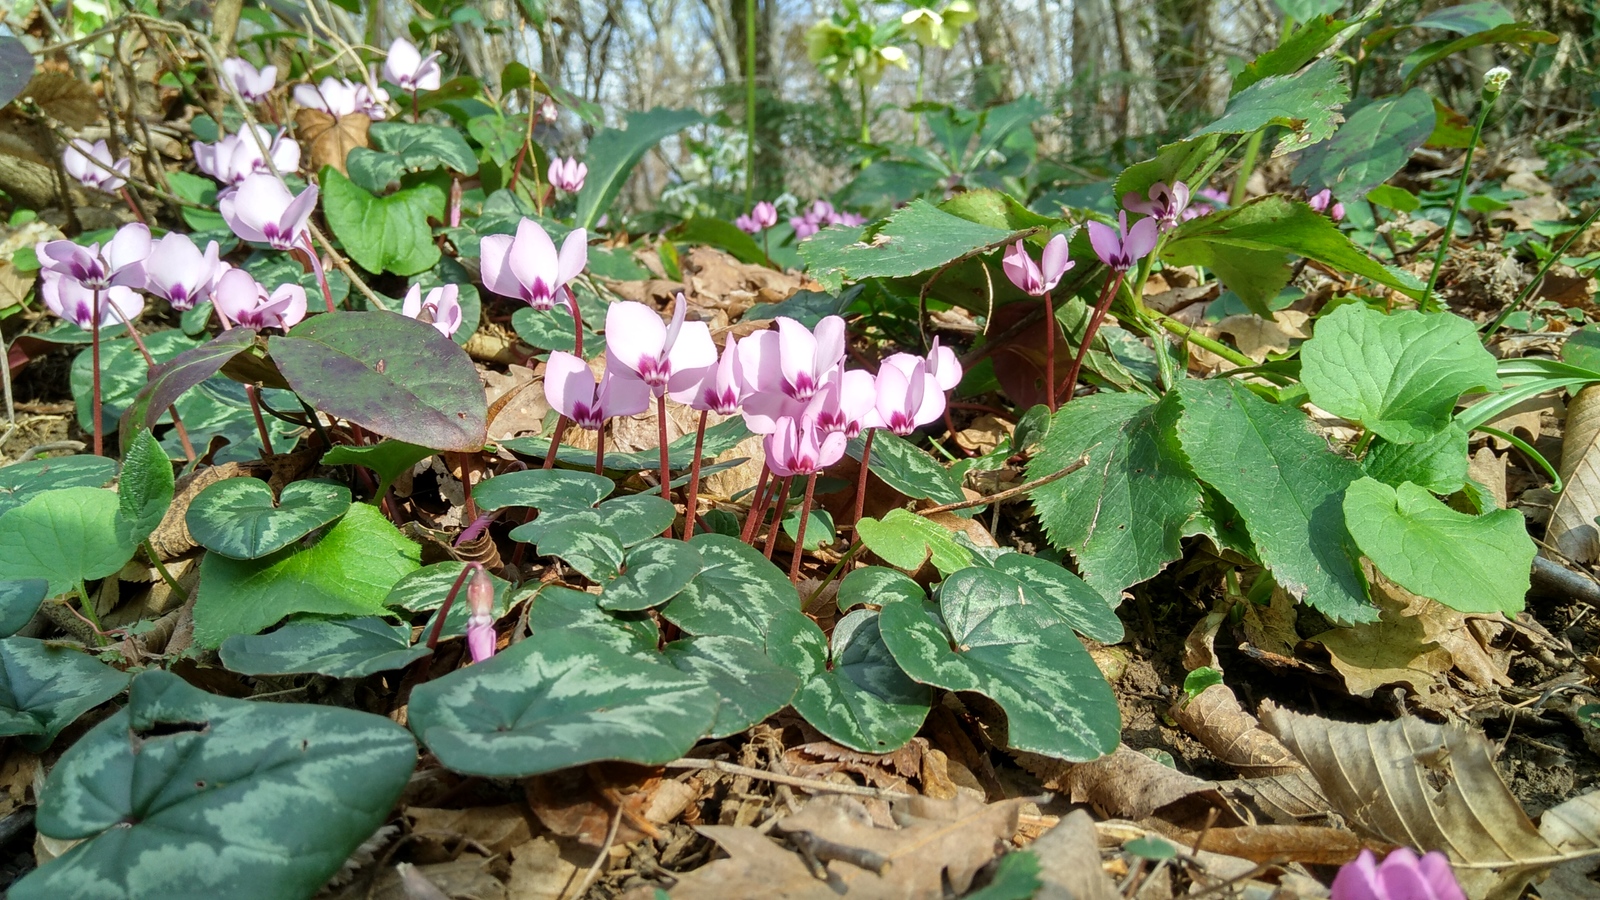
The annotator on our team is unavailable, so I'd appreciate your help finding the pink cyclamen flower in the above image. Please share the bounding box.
[62,139,130,194]
[1122,180,1192,231]
[752,201,778,229]
[790,215,820,239]
[464,566,497,663]
[547,157,587,193]
[144,232,221,310]
[293,77,389,119]
[1087,212,1159,272]
[194,125,301,185]
[36,223,151,292]
[543,351,651,430]
[1308,188,1346,222]
[222,57,277,103]
[402,284,464,338]
[212,268,307,330]
[220,173,318,251]
[735,213,760,234]
[742,315,847,403]
[39,271,144,329]
[1331,849,1465,900]
[383,38,442,92]
[1186,186,1228,219]
[604,293,718,400]
[479,219,587,311]
[1002,234,1073,297]
[691,333,745,416]
[765,412,848,478]
[813,369,882,439]
[876,356,946,436]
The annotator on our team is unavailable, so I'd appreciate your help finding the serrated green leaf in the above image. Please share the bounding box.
[877,570,1120,761]
[661,534,801,644]
[1174,379,1373,623]
[1363,422,1469,494]
[0,487,138,596]
[801,199,1019,294]
[1029,393,1201,604]
[1399,23,1557,88]
[193,503,420,646]
[0,579,46,636]
[838,565,925,614]
[407,630,719,777]
[0,456,117,518]
[849,430,965,504]
[600,539,702,611]
[322,441,436,497]
[220,616,428,677]
[1343,477,1533,614]
[0,637,129,751]
[186,478,351,559]
[1113,136,1224,213]
[856,508,974,575]
[770,608,931,753]
[661,635,799,739]
[14,670,415,900]
[1302,304,1496,444]
[114,429,173,547]
[368,121,479,175]
[320,167,441,276]
[574,107,705,230]
[271,311,488,452]
[1197,57,1348,156]
[1232,15,1352,95]
[1294,89,1435,203]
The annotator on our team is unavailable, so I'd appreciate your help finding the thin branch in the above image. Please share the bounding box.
[665,758,915,799]
[916,452,1091,516]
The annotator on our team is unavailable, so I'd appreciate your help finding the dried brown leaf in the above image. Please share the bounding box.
[506,836,588,900]
[668,825,836,899]
[1223,770,1333,825]
[404,805,534,856]
[1536,790,1600,900]
[1169,684,1303,776]
[1029,810,1118,900]
[0,261,35,311]
[26,73,101,128]
[1049,745,1244,829]
[1180,823,1369,866]
[1550,383,1600,564]
[295,108,369,174]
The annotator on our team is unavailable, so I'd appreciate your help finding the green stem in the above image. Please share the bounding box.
[744,0,756,206]
[1150,311,1255,369]
[1423,89,1500,311]
[912,44,925,144]
[1352,428,1374,458]
[858,77,870,145]
[143,540,187,602]
[1475,425,1563,493]
[76,580,106,646]
[1483,202,1600,342]
[1230,130,1264,205]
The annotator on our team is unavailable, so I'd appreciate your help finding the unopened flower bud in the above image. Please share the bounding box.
[467,565,495,619]
[466,618,496,663]
[537,95,559,124]
[1482,66,1511,99]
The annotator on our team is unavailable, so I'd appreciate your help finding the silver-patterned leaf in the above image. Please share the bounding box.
[661,635,800,739]
[219,617,429,678]
[510,493,676,548]
[383,561,513,636]
[0,636,130,751]
[661,534,801,644]
[769,608,931,753]
[0,579,47,637]
[473,469,614,511]
[407,630,719,777]
[13,670,416,900]
[0,456,117,518]
[600,539,703,611]
[838,566,925,614]
[535,519,625,582]
[879,571,1121,761]
[526,585,658,653]
[185,478,352,559]
[988,554,1126,643]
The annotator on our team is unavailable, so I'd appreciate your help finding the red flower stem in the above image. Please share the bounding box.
[682,409,708,540]
[541,415,570,470]
[246,390,274,457]
[106,299,196,462]
[119,187,145,224]
[424,561,481,650]
[762,476,793,560]
[301,237,336,313]
[789,471,819,582]
[656,393,672,503]
[850,428,875,527]
[565,288,583,358]
[1059,271,1125,405]
[1044,290,1057,412]
[91,289,102,456]
[595,426,606,476]
[740,463,771,543]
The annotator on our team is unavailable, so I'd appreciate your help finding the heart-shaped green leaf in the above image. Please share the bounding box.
[407,630,719,777]
[271,310,488,452]
[474,469,614,512]
[115,429,174,547]
[1362,422,1469,494]
[856,508,974,575]
[12,670,416,900]
[511,305,602,355]
[987,554,1126,643]
[848,431,965,504]
[769,608,930,753]
[1343,477,1534,614]
[600,539,703,611]
[193,503,420,647]
[0,637,130,751]
[0,579,47,636]
[536,519,625,582]
[661,635,799,739]
[384,562,513,635]
[186,478,352,559]
[1301,303,1498,444]
[838,565,924,614]
[0,455,117,518]
[879,569,1121,761]
[0,487,138,596]
[511,494,675,548]
[661,534,801,643]
[369,121,480,175]
[526,585,659,653]
[220,617,430,677]
[320,167,442,275]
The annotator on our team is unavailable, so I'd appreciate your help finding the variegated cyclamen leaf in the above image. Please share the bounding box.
[526,585,658,654]
[407,630,719,777]
[185,478,352,559]
[838,566,927,615]
[601,539,703,611]
[13,670,416,900]
[0,637,130,752]
[987,554,1126,643]
[769,608,931,753]
[661,635,800,739]
[0,579,48,637]
[536,520,626,582]
[511,494,676,548]
[473,468,614,512]
[384,561,514,636]
[219,617,429,678]
[878,571,1121,761]
[661,534,802,644]
[0,455,117,518]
